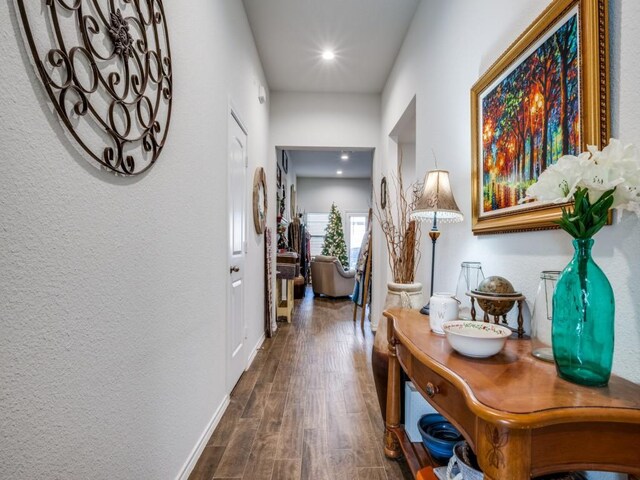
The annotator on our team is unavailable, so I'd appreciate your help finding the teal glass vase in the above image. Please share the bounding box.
[552,239,614,387]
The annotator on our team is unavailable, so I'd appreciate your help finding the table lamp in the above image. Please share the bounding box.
[410,169,463,314]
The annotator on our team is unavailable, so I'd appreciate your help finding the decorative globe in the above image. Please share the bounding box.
[476,276,516,316]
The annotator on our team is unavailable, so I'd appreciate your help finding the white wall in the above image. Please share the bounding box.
[0,1,269,479]
[382,7,640,477]
[297,177,372,214]
[270,92,381,149]
[382,0,640,386]
[269,92,385,322]
[379,1,639,476]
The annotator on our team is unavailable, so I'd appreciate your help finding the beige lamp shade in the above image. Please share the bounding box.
[411,169,463,223]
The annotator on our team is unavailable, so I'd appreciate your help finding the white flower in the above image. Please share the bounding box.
[524,154,586,203]
[579,162,624,201]
[587,139,640,212]
[610,146,640,211]
[580,139,626,201]
[526,139,640,217]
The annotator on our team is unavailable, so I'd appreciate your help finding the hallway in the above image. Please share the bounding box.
[189,289,411,480]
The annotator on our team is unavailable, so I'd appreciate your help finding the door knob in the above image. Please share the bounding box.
[230,266,240,273]
[425,382,439,398]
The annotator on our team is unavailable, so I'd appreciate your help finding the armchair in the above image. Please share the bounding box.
[310,255,356,298]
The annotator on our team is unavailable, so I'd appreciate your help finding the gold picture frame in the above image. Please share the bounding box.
[471,0,609,235]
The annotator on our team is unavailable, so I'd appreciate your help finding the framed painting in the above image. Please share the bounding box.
[471,0,609,234]
[276,164,282,189]
[380,177,388,210]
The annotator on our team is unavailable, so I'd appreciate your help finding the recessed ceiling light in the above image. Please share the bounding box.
[336,170,343,175]
[322,50,335,60]
[340,153,349,160]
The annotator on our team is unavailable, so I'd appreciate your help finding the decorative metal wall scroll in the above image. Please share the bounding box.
[253,167,267,234]
[15,0,173,175]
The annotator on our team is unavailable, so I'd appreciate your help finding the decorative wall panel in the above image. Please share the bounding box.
[15,1,172,175]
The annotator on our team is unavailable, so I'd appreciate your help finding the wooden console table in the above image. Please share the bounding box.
[383,308,640,479]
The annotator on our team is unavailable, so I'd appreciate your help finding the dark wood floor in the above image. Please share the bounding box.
[189,287,412,480]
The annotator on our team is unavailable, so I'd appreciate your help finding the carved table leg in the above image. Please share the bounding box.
[476,420,531,480]
[384,318,402,459]
[470,297,477,320]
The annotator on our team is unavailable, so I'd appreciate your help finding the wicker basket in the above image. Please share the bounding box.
[446,442,483,480]
[444,441,587,480]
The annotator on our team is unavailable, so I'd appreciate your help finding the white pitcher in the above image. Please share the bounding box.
[429,292,459,335]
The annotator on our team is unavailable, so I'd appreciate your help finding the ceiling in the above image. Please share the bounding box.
[242,0,420,93]
[287,149,373,178]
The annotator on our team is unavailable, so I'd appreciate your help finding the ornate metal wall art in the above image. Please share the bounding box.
[15,0,173,175]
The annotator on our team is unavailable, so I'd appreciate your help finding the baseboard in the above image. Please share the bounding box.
[177,333,264,478]
[246,332,266,370]
[176,394,230,480]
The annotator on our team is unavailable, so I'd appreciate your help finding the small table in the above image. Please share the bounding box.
[276,253,299,323]
[383,308,640,480]
[276,276,294,323]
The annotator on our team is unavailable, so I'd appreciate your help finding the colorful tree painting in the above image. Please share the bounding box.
[481,13,579,213]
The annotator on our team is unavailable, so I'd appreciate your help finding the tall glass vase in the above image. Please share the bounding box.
[531,270,561,362]
[552,239,614,387]
[455,262,484,320]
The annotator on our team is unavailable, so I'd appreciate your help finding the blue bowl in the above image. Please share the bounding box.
[417,414,463,461]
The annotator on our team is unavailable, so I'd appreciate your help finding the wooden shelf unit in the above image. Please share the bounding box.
[390,426,443,477]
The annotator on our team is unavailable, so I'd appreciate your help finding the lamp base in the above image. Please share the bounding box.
[420,303,430,315]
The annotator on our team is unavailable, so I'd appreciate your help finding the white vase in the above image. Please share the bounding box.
[429,292,459,335]
[372,282,425,421]
[374,282,424,352]
[383,282,425,310]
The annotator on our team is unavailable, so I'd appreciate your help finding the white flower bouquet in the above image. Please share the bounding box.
[525,139,640,238]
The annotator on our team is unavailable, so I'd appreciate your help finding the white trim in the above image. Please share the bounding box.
[344,211,370,270]
[176,394,231,480]
[228,98,249,135]
[246,333,266,371]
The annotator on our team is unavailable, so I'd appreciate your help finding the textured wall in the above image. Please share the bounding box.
[270,92,381,149]
[381,0,639,386]
[269,92,385,324]
[381,4,639,476]
[0,1,269,478]
[297,177,372,214]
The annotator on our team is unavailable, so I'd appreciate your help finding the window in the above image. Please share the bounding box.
[306,212,329,257]
[347,214,368,269]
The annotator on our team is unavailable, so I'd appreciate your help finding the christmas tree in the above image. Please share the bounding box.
[321,203,349,269]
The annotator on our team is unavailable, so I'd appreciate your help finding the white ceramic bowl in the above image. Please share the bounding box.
[442,320,512,358]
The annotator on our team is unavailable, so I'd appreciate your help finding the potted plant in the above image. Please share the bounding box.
[525,139,640,386]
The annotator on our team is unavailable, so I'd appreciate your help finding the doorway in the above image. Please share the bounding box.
[345,212,369,270]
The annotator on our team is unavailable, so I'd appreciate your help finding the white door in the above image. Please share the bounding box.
[227,111,247,390]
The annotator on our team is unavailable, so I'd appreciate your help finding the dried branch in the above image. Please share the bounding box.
[374,149,423,283]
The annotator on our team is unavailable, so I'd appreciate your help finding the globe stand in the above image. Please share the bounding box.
[467,291,528,339]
